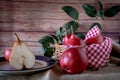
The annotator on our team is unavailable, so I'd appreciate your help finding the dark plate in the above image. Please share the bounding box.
[0,55,56,76]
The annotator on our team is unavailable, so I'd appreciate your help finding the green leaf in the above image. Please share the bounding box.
[39,36,55,45]
[82,4,97,17]
[62,6,79,20]
[97,1,104,20]
[98,1,103,10]
[39,36,56,57]
[104,5,120,17]
[50,34,58,43]
[44,47,55,57]
[89,22,102,30]
[56,27,64,43]
[75,32,85,40]
[62,21,79,34]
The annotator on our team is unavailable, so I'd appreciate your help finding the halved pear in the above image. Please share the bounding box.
[9,33,35,70]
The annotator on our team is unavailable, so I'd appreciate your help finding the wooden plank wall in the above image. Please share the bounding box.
[0,0,120,55]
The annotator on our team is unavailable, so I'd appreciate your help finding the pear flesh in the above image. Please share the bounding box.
[9,34,35,70]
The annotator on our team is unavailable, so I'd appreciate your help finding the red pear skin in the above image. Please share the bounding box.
[60,47,88,74]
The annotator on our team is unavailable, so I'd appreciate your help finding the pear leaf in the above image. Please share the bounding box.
[75,32,85,40]
[43,47,55,57]
[82,4,97,17]
[56,27,64,44]
[39,36,56,57]
[89,22,102,30]
[98,1,103,10]
[97,1,104,20]
[104,5,120,17]
[62,6,79,20]
[39,36,55,45]
[50,34,58,43]
[62,21,79,34]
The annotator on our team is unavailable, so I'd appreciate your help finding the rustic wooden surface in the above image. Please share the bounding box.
[0,0,120,55]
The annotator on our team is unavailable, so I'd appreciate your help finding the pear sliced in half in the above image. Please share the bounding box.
[9,33,35,70]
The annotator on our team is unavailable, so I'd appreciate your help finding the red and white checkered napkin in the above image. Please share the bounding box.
[84,25,112,69]
[86,37,112,69]
[85,25,100,40]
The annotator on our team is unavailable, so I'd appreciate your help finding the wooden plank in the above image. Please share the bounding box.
[0,1,119,13]
[0,11,120,20]
[1,0,120,3]
[0,41,42,47]
[102,34,119,43]
[0,46,44,55]
[0,20,120,32]
[0,1,84,13]
[0,32,52,42]
[0,34,119,47]
[0,32,119,42]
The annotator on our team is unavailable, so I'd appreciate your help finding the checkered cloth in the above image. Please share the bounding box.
[86,37,112,69]
[85,25,100,40]
[85,26,112,69]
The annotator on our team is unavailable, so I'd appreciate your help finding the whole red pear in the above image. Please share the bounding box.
[60,46,88,74]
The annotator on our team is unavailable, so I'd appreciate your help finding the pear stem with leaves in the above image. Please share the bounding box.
[15,33,21,45]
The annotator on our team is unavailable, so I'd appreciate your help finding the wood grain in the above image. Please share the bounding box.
[1,0,120,3]
[0,1,120,13]
[0,10,120,20]
[0,32,119,42]
[0,0,119,52]
[0,20,120,32]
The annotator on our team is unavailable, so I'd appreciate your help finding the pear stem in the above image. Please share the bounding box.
[71,25,74,35]
[15,33,21,44]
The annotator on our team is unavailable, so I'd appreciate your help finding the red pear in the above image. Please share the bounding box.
[60,46,88,74]
[65,26,82,46]
[85,35,103,45]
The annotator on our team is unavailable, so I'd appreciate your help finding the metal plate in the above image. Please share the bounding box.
[0,55,56,76]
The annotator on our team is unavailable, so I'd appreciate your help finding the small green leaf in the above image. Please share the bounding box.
[56,27,64,43]
[39,36,55,44]
[75,32,85,40]
[97,1,104,20]
[89,22,102,30]
[62,21,79,34]
[39,36,56,57]
[62,6,79,20]
[98,1,103,10]
[56,27,62,36]
[82,4,97,17]
[50,34,58,43]
[104,5,120,17]
[43,47,55,57]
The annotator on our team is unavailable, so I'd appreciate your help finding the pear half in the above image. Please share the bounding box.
[9,33,35,70]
